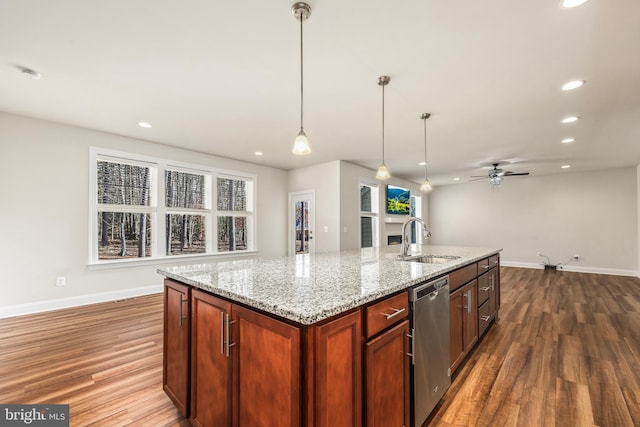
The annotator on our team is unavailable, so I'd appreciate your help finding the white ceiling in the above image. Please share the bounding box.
[1,0,639,186]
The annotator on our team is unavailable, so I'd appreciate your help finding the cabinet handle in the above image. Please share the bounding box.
[481,264,490,270]
[407,330,414,365]
[481,315,491,322]
[382,307,406,320]
[220,312,225,354]
[466,290,472,314]
[491,275,495,291]
[179,295,188,326]
[480,286,490,292]
[493,260,499,266]
[224,313,237,358]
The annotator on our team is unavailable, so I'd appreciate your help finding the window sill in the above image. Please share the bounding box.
[87,251,259,270]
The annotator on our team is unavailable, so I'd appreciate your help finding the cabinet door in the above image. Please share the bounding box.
[487,268,497,317]
[313,310,362,427]
[449,287,464,371]
[233,305,301,427]
[365,320,410,427]
[163,280,190,417]
[190,290,232,427]
[462,280,478,355]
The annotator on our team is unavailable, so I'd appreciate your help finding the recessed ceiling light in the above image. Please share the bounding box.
[21,68,41,80]
[138,122,152,128]
[561,0,590,8]
[418,161,426,166]
[562,80,585,91]
[561,116,579,124]
[561,138,575,144]
[453,177,460,181]
[254,151,263,156]
[561,165,571,169]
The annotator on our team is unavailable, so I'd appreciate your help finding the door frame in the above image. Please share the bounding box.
[288,190,316,256]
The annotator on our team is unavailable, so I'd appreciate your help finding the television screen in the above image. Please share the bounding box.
[386,185,411,215]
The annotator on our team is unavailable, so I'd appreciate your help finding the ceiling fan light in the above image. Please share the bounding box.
[561,116,579,124]
[562,80,585,91]
[376,163,391,180]
[292,130,311,155]
[420,179,432,192]
[488,175,504,186]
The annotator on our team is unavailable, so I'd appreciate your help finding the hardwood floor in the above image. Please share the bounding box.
[0,295,189,426]
[427,267,640,427]
[1,267,639,426]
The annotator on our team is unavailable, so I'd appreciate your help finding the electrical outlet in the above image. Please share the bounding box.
[56,276,66,287]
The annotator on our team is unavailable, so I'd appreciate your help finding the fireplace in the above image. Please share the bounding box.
[387,235,402,245]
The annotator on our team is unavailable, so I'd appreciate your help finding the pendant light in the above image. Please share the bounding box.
[420,113,432,192]
[291,2,312,155]
[375,76,391,180]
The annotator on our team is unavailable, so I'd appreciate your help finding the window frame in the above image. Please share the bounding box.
[89,147,257,266]
[359,180,379,248]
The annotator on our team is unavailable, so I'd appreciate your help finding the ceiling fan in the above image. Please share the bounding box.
[471,163,530,186]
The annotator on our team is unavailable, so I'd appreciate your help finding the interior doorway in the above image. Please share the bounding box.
[289,191,315,255]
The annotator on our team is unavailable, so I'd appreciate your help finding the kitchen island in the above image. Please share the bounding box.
[158,244,501,427]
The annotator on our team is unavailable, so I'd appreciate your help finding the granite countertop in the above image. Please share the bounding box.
[157,244,501,325]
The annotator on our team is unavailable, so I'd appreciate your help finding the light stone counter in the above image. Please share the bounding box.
[157,244,501,325]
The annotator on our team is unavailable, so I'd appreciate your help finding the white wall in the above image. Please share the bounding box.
[288,161,341,252]
[0,112,288,313]
[428,168,638,274]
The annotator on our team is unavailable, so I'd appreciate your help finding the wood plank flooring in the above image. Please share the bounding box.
[1,267,639,426]
[0,295,189,426]
[427,267,640,427]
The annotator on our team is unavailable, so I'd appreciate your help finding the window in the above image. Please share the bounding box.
[360,182,379,248]
[90,148,255,264]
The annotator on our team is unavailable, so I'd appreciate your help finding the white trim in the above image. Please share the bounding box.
[0,284,163,319]
[501,260,639,277]
[288,190,316,256]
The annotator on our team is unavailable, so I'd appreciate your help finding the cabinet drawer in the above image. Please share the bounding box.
[449,263,477,292]
[477,258,491,274]
[478,301,493,337]
[365,292,408,339]
[477,272,490,306]
[489,255,499,269]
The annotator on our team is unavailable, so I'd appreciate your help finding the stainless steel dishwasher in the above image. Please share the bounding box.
[409,275,451,427]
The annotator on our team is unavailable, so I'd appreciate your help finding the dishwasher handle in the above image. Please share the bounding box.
[410,276,449,301]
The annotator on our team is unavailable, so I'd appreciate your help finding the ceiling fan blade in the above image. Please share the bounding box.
[469,177,486,182]
[470,175,487,178]
[504,172,530,176]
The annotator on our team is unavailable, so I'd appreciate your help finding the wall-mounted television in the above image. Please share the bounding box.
[386,185,411,215]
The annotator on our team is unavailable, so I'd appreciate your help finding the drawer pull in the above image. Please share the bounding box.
[382,307,406,320]
[481,264,490,270]
[481,315,491,322]
[179,295,188,326]
[480,286,490,292]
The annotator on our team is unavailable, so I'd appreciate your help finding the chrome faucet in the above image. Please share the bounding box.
[400,217,431,258]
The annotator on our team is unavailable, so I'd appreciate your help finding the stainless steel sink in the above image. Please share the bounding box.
[402,255,461,264]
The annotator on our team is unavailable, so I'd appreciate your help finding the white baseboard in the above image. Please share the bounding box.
[0,284,163,319]
[501,261,639,277]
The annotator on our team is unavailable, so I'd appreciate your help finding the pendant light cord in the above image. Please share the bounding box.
[300,14,304,132]
[381,83,385,163]
[423,116,428,179]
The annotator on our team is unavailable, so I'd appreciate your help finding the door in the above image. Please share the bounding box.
[163,280,190,417]
[289,191,315,255]
[190,290,232,427]
[365,320,409,427]
[233,305,301,427]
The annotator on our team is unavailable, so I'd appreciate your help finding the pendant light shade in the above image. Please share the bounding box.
[376,76,391,180]
[420,113,432,192]
[291,2,312,155]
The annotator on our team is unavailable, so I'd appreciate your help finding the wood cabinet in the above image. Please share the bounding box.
[190,289,301,427]
[163,280,190,417]
[365,319,410,427]
[190,289,231,427]
[478,256,500,337]
[310,310,362,427]
[449,280,478,372]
